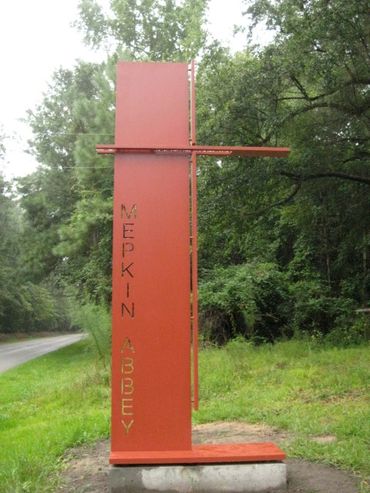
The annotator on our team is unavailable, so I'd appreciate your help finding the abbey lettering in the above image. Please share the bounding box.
[119,204,137,435]
[120,349,136,434]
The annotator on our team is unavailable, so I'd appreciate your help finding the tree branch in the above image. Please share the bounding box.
[248,182,302,217]
[280,170,370,186]
[278,77,370,104]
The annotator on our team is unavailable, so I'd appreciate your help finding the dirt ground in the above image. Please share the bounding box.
[58,422,362,492]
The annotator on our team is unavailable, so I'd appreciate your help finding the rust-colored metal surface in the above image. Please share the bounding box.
[190,60,199,411]
[111,62,191,454]
[110,442,286,464]
[97,144,290,157]
[100,60,289,466]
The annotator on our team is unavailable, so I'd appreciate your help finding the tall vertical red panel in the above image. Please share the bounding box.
[111,62,191,457]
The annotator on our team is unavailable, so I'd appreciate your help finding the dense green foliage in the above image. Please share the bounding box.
[0,339,368,492]
[196,0,370,342]
[1,0,369,342]
[199,263,289,343]
[0,174,71,333]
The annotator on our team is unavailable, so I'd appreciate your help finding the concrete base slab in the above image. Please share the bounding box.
[109,462,287,492]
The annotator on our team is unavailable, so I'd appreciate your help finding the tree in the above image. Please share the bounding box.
[0,173,67,333]
[76,0,208,60]
[246,0,370,185]
[245,0,370,301]
[23,1,209,304]
[20,60,115,302]
[192,0,370,340]
[19,0,369,341]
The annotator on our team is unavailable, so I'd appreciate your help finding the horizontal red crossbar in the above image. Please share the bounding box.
[110,442,286,465]
[96,144,290,158]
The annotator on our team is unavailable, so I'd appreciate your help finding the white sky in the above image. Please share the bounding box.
[0,0,263,180]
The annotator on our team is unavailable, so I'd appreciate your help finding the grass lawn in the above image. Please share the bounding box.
[195,339,370,485]
[0,341,110,493]
[0,338,368,492]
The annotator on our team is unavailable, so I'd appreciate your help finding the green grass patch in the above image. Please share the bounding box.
[0,340,110,493]
[195,339,370,480]
[0,338,368,492]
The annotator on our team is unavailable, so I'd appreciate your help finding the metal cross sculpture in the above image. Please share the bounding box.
[97,61,289,465]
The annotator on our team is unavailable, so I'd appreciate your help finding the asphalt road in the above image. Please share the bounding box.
[0,334,85,373]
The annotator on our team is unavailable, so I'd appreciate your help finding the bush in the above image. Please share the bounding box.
[288,278,354,337]
[199,262,289,344]
[69,300,111,368]
[324,315,370,347]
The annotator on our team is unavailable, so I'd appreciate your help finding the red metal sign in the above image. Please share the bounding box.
[111,63,191,454]
[99,61,288,465]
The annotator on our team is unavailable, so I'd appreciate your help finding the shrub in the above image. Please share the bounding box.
[324,314,370,347]
[288,278,354,337]
[199,262,289,344]
[69,300,111,368]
